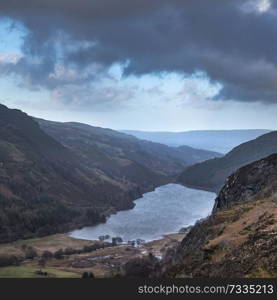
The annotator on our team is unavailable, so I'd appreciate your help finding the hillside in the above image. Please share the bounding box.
[36,119,221,177]
[179,131,277,192]
[0,104,164,243]
[0,104,220,243]
[121,129,269,153]
[156,154,277,278]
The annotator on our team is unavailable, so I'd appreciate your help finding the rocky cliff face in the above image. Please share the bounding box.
[213,154,277,211]
[157,154,277,278]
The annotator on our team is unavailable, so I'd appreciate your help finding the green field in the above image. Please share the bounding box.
[0,266,80,278]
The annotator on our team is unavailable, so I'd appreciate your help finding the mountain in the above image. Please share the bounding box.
[151,154,277,278]
[121,129,270,153]
[179,131,277,192]
[36,119,222,177]
[0,104,165,243]
[0,104,220,243]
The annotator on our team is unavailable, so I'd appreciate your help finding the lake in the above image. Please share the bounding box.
[70,184,216,243]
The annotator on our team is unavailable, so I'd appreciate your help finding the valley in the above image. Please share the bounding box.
[0,104,276,279]
[0,104,219,244]
[1,0,277,283]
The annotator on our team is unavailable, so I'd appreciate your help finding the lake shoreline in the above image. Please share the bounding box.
[69,184,216,243]
[0,184,215,277]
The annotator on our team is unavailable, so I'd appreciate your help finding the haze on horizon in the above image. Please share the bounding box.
[0,0,277,132]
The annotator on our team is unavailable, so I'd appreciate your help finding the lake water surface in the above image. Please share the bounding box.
[70,184,216,243]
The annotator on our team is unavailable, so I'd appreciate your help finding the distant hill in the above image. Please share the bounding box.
[179,131,277,192]
[37,119,221,177]
[121,129,270,153]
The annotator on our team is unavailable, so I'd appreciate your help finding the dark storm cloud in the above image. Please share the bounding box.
[0,0,277,102]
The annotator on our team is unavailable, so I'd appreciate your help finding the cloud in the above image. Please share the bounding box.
[0,0,277,104]
[242,0,272,13]
[0,53,21,64]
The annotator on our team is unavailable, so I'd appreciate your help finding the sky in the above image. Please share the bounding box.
[0,0,277,131]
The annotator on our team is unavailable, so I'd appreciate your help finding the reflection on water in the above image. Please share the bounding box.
[70,184,215,243]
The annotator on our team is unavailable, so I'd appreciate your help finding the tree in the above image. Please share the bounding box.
[82,272,95,278]
[53,249,64,259]
[42,250,53,259]
[24,246,38,260]
[124,255,159,278]
[38,258,46,270]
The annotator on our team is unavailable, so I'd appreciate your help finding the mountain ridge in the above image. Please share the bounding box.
[179,130,277,192]
[121,129,270,153]
[36,118,221,177]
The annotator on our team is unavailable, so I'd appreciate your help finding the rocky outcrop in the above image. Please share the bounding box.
[213,154,277,211]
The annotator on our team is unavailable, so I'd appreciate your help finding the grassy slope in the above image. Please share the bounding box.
[164,196,277,278]
[0,234,102,278]
[0,234,96,257]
